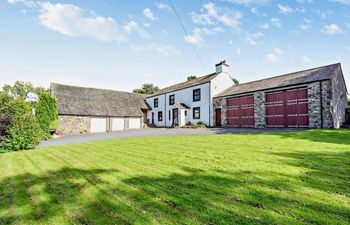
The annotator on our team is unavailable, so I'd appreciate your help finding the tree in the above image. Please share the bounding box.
[232,78,240,85]
[187,76,197,81]
[2,81,48,101]
[35,92,58,139]
[133,84,160,95]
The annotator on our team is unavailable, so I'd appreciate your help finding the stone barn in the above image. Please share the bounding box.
[51,83,148,136]
[213,63,348,129]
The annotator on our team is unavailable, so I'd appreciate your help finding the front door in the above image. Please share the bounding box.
[216,109,222,127]
[151,112,155,124]
[172,108,179,127]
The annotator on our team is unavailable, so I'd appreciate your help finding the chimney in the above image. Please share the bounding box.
[215,60,229,74]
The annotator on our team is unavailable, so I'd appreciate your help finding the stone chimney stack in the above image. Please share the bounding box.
[215,60,229,74]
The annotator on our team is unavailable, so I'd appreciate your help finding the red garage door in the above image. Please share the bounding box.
[227,95,254,128]
[266,88,309,128]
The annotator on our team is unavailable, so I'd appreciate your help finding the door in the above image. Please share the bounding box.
[172,108,179,127]
[266,88,308,128]
[152,112,155,124]
[112,118,124,131]
[91,118,107,133]
[226,95,255,128]
[215,109,222,127]
[129,118,141,129]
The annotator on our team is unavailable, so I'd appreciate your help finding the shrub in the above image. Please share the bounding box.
[0,114,12,146]
[35,92,58,139]
[1,113,43,151]
[196,121,207,128]
[186,121,192,126]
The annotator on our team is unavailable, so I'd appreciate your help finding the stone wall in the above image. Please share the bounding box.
[213,97,226,127]
[331,67,348,128]
[57,115,90,136]
[308,81,333,128]
[254,91,266,128]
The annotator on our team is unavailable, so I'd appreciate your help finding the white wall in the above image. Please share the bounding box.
[209,72,235,126]
[146,83,211,127]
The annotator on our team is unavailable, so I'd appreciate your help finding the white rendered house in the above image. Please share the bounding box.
[145,61,234,127]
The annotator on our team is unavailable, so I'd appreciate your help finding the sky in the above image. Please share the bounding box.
[0,0,349,92]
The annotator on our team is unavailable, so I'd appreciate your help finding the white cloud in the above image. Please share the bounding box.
[270,18,281,27]
[265,48,283,63]
[191,2,242,29]
[131,43,179,56]
[225,0,271,5]
[236,48,241,56]
[321,24,343,35]
[300,19,311,30]
[297,0,313,3]
[184,29,204,46]
[301,56,311,63]
[36,2,150,43]
[250,7,257,14]
[245,32,264,45]
[7,0,36,7]
[228,40,233,45]
[265,53,278,63]
[143,8,156,20]
[278,4,294,15]
[333,0,350,4]
[155,2,171,11]
[123,20,149,38]
[260,23,269,29]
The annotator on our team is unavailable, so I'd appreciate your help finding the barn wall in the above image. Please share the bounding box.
[331,68,348,128]
[254,91,266,128]
[57,115,91,136]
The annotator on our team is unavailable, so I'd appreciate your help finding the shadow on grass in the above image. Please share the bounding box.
[0,161,349,224]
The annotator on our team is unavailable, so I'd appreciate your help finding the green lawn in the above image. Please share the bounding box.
[0,130,349,225]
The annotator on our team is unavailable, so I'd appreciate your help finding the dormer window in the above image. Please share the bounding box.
[154,98,158,108]
[193,89,201,102]
[169,95,175,105]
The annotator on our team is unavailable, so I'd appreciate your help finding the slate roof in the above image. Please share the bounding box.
[51,83,148,117]
[149,72,217,97]
[216,63,343,98]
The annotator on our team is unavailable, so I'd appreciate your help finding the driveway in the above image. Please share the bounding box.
[38,128,302,148]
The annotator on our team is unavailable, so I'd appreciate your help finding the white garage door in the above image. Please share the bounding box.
[91,118,107,133]
[112,118,124,131]
[129,118,141,129]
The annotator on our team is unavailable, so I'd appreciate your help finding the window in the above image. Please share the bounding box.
[193,89,201,102]
[193,107,200,119]
[185,111,187,116]
[169,95,175,105]
[158,111,163,121]
[154,98,158,108]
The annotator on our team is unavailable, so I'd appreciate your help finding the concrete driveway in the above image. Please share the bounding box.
[38,128,301,148]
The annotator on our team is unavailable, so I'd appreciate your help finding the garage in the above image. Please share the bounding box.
[91,118,107,133]
[129,118,141,129]
[226,95,254,128]
[112,118,124,131]
[265,88,308,128]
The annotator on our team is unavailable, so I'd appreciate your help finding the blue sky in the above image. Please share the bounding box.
[0,0,349,92]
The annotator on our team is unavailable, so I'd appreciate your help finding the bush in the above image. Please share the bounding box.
[0,114,12,145]
[35,92,58,139]
[196,121,207,128]
[1,113,43,151]
[186,121,192,126]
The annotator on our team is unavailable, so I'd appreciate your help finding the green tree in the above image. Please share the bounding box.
[2,81,48,101]
[232,78,240,85]
[187,76,197,81]
[35,92,58,139]
[133,84,160,95]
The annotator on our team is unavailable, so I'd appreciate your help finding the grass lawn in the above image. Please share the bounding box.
[0,130,349,225]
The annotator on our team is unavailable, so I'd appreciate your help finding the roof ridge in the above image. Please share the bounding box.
[50,82,145,97]
[235,63,340,87]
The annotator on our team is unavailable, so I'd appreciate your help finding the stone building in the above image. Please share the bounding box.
[213,63,348,129]
[51,83,148,135]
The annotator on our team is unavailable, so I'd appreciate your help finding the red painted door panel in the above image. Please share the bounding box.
[266,88,309,128]
[227,95,254,128]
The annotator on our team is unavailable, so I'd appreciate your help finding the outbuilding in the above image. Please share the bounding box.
[51,83,148,135]
[213,63,348,129]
